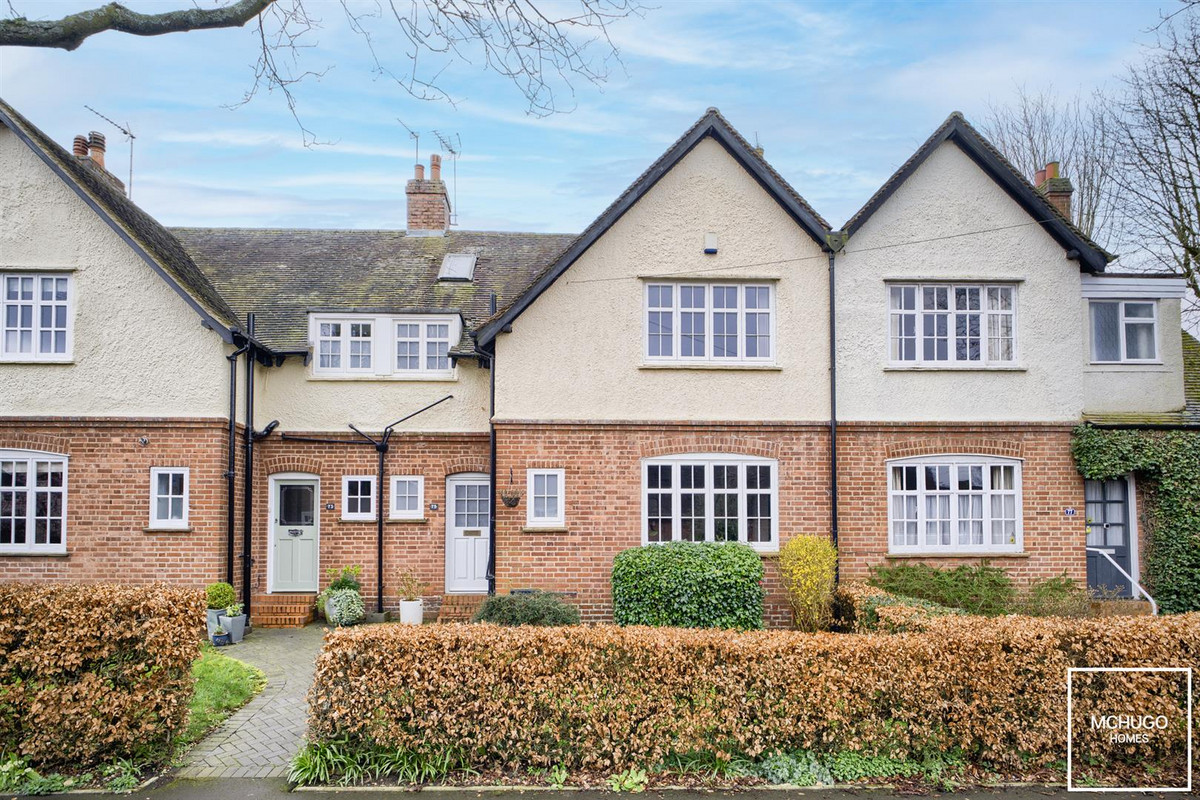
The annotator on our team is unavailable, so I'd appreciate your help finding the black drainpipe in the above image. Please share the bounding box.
[374,432,390,614]
[486,293,498,596]
[242,313,256,619]
[826,236,842,583]
[225,341,249,586]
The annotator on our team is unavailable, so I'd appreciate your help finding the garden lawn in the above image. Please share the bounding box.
[180,644,266,748]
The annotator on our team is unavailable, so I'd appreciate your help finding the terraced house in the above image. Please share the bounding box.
[1,96,1195,626]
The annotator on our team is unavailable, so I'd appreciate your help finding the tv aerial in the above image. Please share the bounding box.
[85,105,136,199]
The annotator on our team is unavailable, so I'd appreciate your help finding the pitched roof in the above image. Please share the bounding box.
[841,112,1114,273]
[1084,331,1200,427]
[0,96,242,338]
[474,107,831,347]
[173,227,576,353]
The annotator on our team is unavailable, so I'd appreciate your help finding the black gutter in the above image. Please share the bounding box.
[225,341,249,586]
[826,236,842,582]
[242,314,256,620]
[486,294,498,595]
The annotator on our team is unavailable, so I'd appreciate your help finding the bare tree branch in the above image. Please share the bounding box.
[0,0,274,50]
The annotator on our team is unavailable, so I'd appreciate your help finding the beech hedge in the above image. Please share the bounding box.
[0,583,204,768]
[309,615,1200,772]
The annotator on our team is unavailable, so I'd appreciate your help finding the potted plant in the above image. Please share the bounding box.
[205,582,236,640]
[211,625,231,647]
[219,603,247,643]
[316,564,362,621]
[325,588,365,627]
[395,568,428,625]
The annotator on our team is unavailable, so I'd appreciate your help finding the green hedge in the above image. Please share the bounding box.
[473,591,580,626]
[611,542,764,629]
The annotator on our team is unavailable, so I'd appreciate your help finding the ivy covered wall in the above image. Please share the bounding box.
[1072,425,1200,613]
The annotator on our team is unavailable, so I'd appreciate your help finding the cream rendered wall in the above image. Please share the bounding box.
[1081,297,1185,414]
[494,137,830,422]
[255,358,491,433]
[836,142,1086,423]
[0,125,231,418]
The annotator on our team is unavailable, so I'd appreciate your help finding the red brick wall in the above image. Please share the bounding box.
[250,432,489,611]
[0,417,233,587]
[495,420,1088,627]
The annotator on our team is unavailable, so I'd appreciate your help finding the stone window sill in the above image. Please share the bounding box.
[144,526,194,533]
[886,551,1030,559]
[883,365,1027,373]
[387,518,429,525]
[522,526,570,534]
[0,551,69,558]
[639,363,782,372]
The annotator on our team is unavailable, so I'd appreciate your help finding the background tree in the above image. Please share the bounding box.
[0,0,645,137]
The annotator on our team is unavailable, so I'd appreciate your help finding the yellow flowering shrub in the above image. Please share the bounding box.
[778,534,837,631]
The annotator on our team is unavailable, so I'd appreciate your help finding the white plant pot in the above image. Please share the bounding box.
[398,599,424,625]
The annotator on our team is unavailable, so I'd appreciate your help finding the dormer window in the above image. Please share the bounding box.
[309,313,460,379]
[438,254,477,282]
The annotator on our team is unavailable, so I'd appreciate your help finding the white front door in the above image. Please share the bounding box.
[272,478,319,592]
[445,474,490,593]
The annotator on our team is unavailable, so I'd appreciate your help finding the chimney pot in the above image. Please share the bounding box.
[87,131,106,169]
[1034,168,1046,186]
[1045,161,1059,180]
[431,153,442,181]
[72,135,89,157]
[415,163,425,180]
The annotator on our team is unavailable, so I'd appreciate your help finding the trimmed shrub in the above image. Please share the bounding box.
[1018,574,1093,617]
[778,535,837,631]
[308,615,1199,775]
[473,592,580,626]
[869,562,1015,615]
[325,589,365,627]
[832,583,961,633]
[0,582,203,768]
[205,581,236,611]
[612,542,765,630]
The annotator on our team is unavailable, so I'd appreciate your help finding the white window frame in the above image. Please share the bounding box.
[526,468,565,527]
[0,449,68,554]
[886,454,1024,556]
[309,313,460,379]
[149,467,190,529]
[341,475,376,521]
[643,283,776,365]
[640,454,778,553]
[888,282,1018,367]
[1,272,73,362]
[1089,300,1159,364]
[389,475,425,520]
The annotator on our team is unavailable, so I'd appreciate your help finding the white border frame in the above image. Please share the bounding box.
[341,474,376,521]
[445,472,490,594]
[0,448,69,554]
[0,272,75,363]
[886,282,1020,368]
[149,466,190,529]
[266,472,320,594]
[308,313,461,380]
[885,453,1025,556]
[1088,300,1161,364]
[389,475,426,520]
[643,282,777,366]
[1067,666,1192,792]
[526,468,566,528]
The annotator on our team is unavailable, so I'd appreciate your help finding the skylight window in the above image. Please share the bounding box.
[439,253,477,282]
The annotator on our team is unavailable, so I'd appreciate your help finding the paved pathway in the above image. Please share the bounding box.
[178,624,326,779]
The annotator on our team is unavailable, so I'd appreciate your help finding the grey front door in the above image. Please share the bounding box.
[1085,478,1133,598]
[273,479,319,592]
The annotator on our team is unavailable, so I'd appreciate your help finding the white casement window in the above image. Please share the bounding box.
[2,273,72,361]
[645,283,774,364]
[390,476,425,520]
[149,467,189,529]
[526,469,565,527]
[889,284,1016,366]
[887,455,1022,554]
[0,450,67,553]
[642,454,777,551]
[341,475,376,521]
[310,314,459,378]
[1090,300,1158,363]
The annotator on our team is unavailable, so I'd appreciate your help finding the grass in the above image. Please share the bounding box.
[179,643,266,748]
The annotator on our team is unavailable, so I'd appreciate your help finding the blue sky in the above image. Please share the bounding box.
[0,0,1170,234]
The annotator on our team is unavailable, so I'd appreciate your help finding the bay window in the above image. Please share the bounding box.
[889,283,1016,366]
[0,450,67,553]
[645,283,774,364]
[888,455,1022,554]
[643,455,777,550]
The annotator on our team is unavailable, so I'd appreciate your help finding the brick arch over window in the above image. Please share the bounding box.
[641,436,779,460]
[263,455,324,476]
[885,439,1024,461]
[443,461,489,476]
[0,432,70,455]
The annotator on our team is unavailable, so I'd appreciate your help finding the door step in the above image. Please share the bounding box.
[437,594,487,622]
[252,593,317,628]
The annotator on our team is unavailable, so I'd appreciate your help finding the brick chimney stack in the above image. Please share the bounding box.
[406,154,451,235]
[69,130,125,194]
[88,131,106,169]
[1036,160,1074,220]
